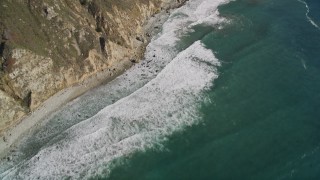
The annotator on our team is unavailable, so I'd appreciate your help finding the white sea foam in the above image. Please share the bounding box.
[1,41,220,179]
[154,0,229,46]
[298,0,320,31]
[0,0,230,179]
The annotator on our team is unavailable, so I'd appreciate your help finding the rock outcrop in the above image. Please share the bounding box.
[0,0,186,134]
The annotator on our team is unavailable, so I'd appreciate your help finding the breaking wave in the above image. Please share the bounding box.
[298,0,320,31]
[0,0,230,179]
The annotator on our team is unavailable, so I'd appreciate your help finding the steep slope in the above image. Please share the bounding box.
[0,0,186,134]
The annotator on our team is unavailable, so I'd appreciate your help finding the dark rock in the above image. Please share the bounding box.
[0,42,5,57]
[23,91,32,108]
[130,59,137,63]
[79,0,87,5]
[96,15,106,33]
[43,7,49,16]
[88,1,100,18]
[99,37,106,52]
[136,36,144,43]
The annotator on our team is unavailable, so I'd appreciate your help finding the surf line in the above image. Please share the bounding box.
[297,0,320,31]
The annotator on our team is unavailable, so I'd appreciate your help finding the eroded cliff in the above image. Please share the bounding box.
[0,0,186,134]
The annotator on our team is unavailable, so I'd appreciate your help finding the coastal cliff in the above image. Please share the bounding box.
[0,0,186,134]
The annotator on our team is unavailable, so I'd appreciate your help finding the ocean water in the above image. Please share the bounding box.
[1,0,320,179]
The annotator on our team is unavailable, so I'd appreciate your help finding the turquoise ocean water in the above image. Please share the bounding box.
[0,0,319,179]
[107,0,320,179]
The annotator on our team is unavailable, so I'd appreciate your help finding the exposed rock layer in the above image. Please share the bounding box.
[0,0,186,134]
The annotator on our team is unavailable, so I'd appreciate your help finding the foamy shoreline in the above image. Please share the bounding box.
[0,1,181,158]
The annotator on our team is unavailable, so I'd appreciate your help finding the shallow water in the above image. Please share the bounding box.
[1,0,320,179]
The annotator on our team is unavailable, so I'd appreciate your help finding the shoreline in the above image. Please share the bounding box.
[0,0,186,158]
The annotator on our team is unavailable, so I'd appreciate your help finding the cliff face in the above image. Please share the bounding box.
[0,0,185,134]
